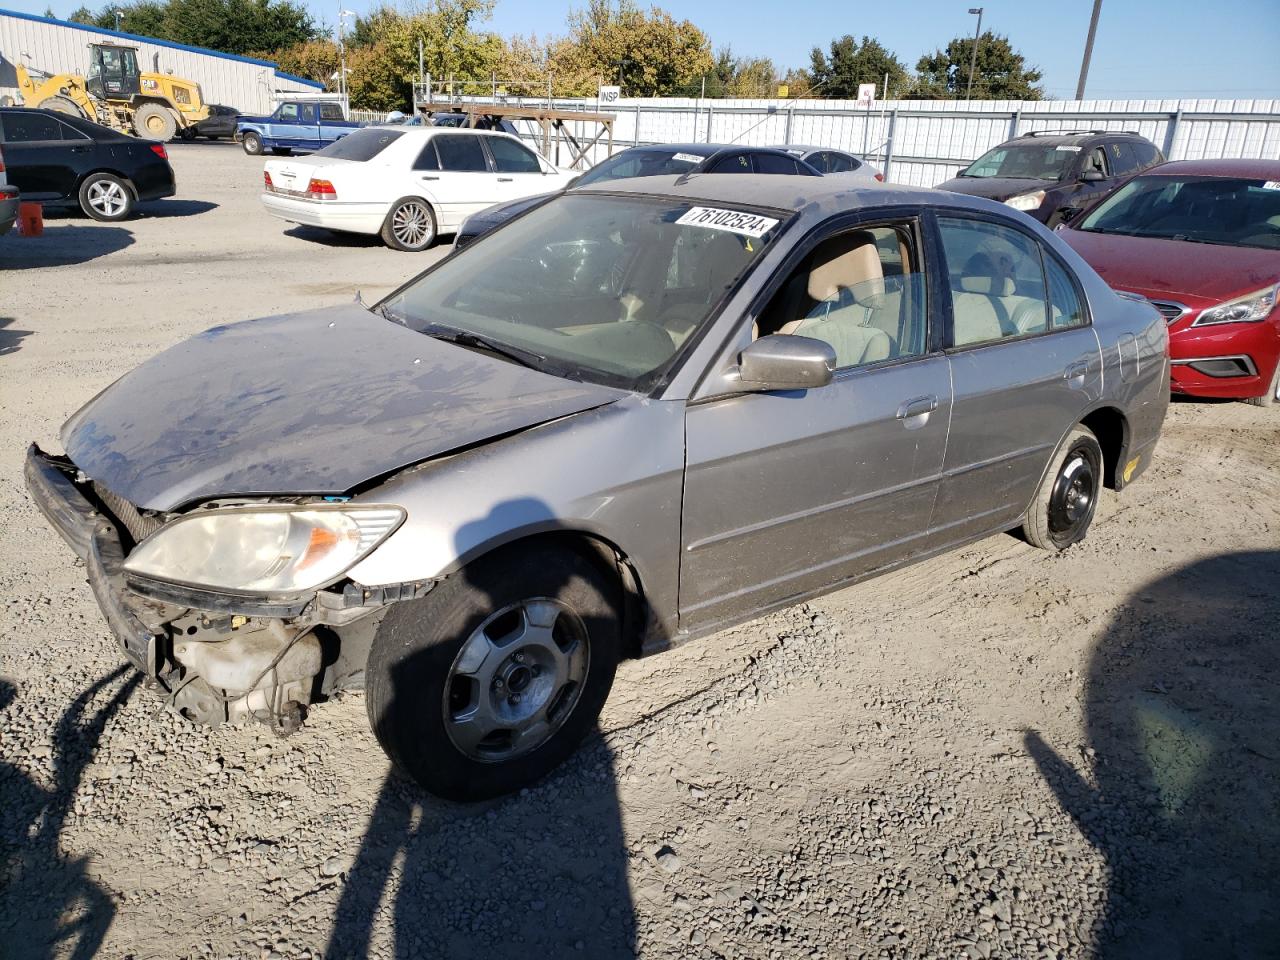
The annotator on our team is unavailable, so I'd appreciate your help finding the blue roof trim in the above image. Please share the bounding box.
[1,5,321,86]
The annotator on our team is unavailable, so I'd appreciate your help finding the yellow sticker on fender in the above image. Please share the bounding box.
[677,206,779,238]
[1123,456,1141,482]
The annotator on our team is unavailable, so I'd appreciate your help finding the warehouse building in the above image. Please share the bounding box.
[0,7,323,115]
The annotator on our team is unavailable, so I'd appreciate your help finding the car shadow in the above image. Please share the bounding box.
[283,225,386,249]
[0,225,134,268]
[0,667,140,959]
[136,199,219,219]
[1025,550,1280,958]
[0,317,33,356]
[326,498,636,958]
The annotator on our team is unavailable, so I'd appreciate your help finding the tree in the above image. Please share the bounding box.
[80,0,320,54]
[547,0,714,98]
[257,38,339,85]
[914,31,1043,100]
[807,35,909,100]
[67,5,94,21]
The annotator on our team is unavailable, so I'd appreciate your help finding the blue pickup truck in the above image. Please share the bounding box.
[237,101,361,156]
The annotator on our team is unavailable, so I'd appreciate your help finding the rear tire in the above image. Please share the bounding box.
[78,172,135,222]
[241,132,262,155]
[1022,425,1103,551]
[379,197,437,251]
[1244,362,1279,407]
[133,103,177,141]
[366,543,622,801]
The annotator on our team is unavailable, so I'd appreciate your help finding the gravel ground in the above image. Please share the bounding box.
[1,143,1278,960]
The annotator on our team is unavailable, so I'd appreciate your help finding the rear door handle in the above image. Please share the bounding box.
[70,146,91,153]
[1064,360,1090,382]
[419,175,439,181]
[896,395,938,420]
[497,176,514,182]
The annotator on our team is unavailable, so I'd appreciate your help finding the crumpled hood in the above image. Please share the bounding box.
[935,176,1049,202]
[62,305,625,512]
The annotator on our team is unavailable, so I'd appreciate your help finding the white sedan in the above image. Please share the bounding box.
[261,126,573,251]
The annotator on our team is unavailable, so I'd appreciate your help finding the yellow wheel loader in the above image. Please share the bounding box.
[15,42,209,141]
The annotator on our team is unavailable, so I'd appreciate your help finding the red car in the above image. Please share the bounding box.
[1060,159,1280,406]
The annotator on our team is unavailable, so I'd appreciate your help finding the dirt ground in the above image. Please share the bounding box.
[1,143,1278,960]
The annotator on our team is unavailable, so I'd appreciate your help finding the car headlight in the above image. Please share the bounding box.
[123,505,405,595]
[1192,283,1278,327]
[1005,190,1046,212]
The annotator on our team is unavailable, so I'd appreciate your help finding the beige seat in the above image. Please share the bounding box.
[779,234,893,367]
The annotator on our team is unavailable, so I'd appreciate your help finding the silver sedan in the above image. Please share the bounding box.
[26,173,1169,800]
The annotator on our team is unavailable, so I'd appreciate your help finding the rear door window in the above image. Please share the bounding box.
[707,153,753,174]
[318,103,345,121]
[486,136,541,173]
[2,111,64,142]
[752,153,806,175]
[434,134,489,172]
[825,152,857,173]
[314,128,403,161]
[1108,142,1140,176]
[1131,140,1162,168]
[937,217,1054,346]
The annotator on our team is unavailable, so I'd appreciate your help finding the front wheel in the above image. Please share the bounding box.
[1022,425,1103,550]
[78,173,135,221]
[380,197,437,251]
[366,542,622,801]
[241,132,262,155]
[1244,361,1279,407]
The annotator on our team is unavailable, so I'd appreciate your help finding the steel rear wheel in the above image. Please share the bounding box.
[78,173,135,222]
[380,197,436,251]
[366,542,621,801]
[1022,425,1104,551]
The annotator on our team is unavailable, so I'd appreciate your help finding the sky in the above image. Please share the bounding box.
[13,0,1280,100]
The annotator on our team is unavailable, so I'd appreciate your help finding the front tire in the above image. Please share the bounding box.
[241,132,262,155]
[78,173,135,221]
[366,542,622,802]
[1022,425,1103,550]
[380,197,437,251]
[38,95,85,119]
[1244,362,1279,407]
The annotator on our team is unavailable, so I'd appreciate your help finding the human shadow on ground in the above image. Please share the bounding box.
[326,499,636,959]
[0,667,140,959]
[1026,550,1280,958]
[0,317,32,356]
[0,225,134,268]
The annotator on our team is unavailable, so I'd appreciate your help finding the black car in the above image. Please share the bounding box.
[0,108,176,221]
[453,143,820,248]
[935,130,1164,227]
[181,104,239,141]
[430,112,519,135]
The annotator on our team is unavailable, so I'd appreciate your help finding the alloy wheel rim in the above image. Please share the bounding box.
[443,598,589,762]
[393,202,431,247]
[88,181,126,217]
[1048,452,1096,537]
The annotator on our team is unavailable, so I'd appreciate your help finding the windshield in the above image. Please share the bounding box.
[314,128,402,161]
[1077,175,1280,249]
[380,194,784,390]
[574,149,707,187]
[962,143,1080,180]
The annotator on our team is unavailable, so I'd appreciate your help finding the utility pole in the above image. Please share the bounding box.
[966,7,983,100]
[1075,0,1104,100]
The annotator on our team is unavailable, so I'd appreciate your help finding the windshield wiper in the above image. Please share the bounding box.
[429,328,546,370]
[375,302,407,326]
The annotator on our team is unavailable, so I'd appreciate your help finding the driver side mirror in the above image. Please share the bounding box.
[736,335,836,392]
[1080,169,1105,183]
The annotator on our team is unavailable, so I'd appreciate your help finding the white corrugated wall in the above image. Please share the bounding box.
[0,10,319,115]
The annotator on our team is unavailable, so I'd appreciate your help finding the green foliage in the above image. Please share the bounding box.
[808,35,909,100]
[914,31,1044,100]
[80,0,320,54]
[66,6,95,23]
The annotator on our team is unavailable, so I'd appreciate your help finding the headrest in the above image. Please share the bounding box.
[807,232,885,302]
[960,275,1016,296]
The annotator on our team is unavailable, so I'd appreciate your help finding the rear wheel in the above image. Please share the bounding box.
[366,542,622,801]
[380,197,437,251]
[133,103,176,141]
[241,132,262,155]
[78,172,135,221]
[1022,425,1103,551]
[38,95,85,119]
[1244,362,1279,407]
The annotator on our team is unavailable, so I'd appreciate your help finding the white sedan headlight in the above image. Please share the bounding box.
[123,505,405,594]
[1005,190,1046,212]
[1192,283,1278,326]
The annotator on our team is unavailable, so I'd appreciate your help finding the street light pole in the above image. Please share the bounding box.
[966,7,983,100]
[1075,0,1104,101]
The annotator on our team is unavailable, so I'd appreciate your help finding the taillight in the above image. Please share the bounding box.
[150,144,168,160]
[874,173,885,182]
[263,170,273,190]
[0,143,6,173]
[304,178,337,200]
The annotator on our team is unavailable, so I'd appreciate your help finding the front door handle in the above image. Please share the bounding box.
[419,175,439,181]
[70,146,91,153]
[896,395,938,420]
[497,176,514,182]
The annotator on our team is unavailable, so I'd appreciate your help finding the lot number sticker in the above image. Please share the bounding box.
[677,206,780,238]
[672,152,705,163]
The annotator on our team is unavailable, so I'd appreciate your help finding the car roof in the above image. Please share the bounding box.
[364,125,520,139]
[1008,131,1148,148]
[0,107,129,140]
[574,171,993,218]
[769,144,852,156]
[1138,157,1280,180]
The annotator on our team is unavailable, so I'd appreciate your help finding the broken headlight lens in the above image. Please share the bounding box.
[122,505,405,595]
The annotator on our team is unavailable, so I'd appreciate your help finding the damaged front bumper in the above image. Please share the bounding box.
[23,444,430,728]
